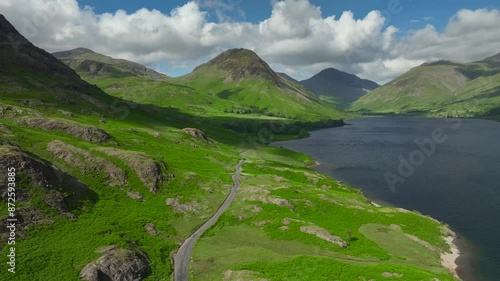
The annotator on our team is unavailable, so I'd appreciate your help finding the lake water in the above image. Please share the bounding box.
[273,116,500,281]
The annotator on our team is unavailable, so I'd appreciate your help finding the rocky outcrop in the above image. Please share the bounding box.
[165,196,198,213]
[182,128,210,143]
[0,104,43,119]
[80,246,150,281]
[240,186,294,210]
[0,206,54,246]
[47,140,127,186]
[0,123,12,136]
[0,144,87,210]
[19,117,111,143]
[96,147,169,193]
[127,191,144,201]
[0,144,91,246]
[299,224,348,248]
[144,223,158,236]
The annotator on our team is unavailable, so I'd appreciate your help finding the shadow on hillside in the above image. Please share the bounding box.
[3,76,343,147]
[113,98,344,147]
[216,88,243,100]
[120,102,290,146]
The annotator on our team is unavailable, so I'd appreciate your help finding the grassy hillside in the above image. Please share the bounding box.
[0,14,458,281]
[351,54,500,118]
[173,49,345,121]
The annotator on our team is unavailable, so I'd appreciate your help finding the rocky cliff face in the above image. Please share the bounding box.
[0,144,92,247]
[80,246,151,281]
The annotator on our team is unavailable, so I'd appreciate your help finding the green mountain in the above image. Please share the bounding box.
[53,47,168,80]
[55,47,344,122]
[351,53,500,118]
[300,68,379,109]
[175,48,344,120]
[0,14,460,281]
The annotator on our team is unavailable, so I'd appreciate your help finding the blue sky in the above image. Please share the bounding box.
[3,0,500,83]
[76,0,499,33]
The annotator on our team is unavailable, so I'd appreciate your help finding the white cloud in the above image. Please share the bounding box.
[400,9,500,64]
[1,0,499,84]
[410,16,433,23]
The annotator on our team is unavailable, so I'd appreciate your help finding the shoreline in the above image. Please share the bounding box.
[311,157,463,280]
[441,231,461,279]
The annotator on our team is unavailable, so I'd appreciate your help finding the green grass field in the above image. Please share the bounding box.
[190,147,457,281]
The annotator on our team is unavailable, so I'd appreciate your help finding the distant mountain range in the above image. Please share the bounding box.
[351,53,500,118]
[172,48,344,120]
[51,39,500,120]
[56,47,344,120]
[298,68,379,109]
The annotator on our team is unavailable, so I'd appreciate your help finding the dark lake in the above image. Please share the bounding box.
[273,116,500,281]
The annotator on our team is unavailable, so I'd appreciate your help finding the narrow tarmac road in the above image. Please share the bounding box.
[174,158,245,281]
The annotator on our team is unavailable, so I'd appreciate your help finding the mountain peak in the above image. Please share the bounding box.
[187,48,321,103]
[316,68,356,79]
[193,48,281,84]
[53,48,95,59]
[219,48,260,59]
[299,67,379,109]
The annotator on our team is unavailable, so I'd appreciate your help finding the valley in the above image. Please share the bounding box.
[0,12,465,281]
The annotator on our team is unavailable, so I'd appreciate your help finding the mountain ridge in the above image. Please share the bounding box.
[53,47,168,80]
[351,52,500,117]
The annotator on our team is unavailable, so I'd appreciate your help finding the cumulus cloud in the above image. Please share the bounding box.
[1,0,499,83]
[400,9,500,63]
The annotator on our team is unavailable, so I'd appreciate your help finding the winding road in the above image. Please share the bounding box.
[174,158,246,281]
